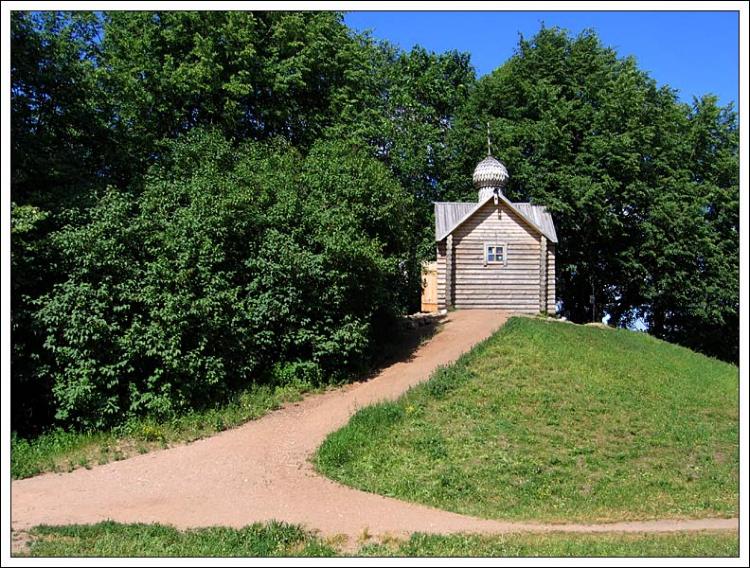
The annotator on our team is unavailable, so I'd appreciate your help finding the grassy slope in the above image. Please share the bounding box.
[17,522,738,557]
[316,317,738,523]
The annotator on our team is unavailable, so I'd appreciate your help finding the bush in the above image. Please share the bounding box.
[269,361,323,388]
[36,130,417,429]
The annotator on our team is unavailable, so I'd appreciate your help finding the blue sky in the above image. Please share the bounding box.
[344,11,739,108]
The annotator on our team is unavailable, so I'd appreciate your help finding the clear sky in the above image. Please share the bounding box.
[344,10,739,108]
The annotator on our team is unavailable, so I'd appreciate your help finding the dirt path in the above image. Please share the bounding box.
[11,310,737,544]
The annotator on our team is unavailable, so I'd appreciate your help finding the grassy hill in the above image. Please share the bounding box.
[315,317,738,523]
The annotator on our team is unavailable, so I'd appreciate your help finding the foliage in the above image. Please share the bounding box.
[11,11,107,206]
[316,317,738,522]
[11,203,55,434]
[326,42,476,263]
[36,130,413,428]
[98,11,369,183]
[638,96,739,359]
[442,28,738,360]
[11,11,110,434]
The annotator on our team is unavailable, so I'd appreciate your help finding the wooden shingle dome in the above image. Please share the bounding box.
[472,155,509,200]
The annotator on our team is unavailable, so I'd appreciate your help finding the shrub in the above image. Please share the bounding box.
[36,130,417,429]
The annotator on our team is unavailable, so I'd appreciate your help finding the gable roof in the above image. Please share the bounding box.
[434,201,476,242]
[434,194,558,243]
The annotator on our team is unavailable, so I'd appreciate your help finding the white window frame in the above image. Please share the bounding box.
[484,242,507,266]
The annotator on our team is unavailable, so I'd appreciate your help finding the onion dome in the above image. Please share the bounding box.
[473,155,509,200]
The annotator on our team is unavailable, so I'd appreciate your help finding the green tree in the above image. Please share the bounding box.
[11,11,108,207]
[443,27,738,361]
[639,96,739,361]
[98,11,366,182]
[11,204,56,434]
[328,43,475,254]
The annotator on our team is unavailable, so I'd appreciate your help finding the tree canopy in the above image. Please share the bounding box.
[442,28,738,359]
[11,12,739,433]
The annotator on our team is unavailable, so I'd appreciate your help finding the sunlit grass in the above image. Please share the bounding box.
[17,522,738,557]
[316,317,738,522]
[359,530,739,557]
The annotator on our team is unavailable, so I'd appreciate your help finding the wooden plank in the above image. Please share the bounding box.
[455,300,540,305]
[455,246,539,251]
[455,242,540,248]
[539,236,547,313]
[454,287,540,295]
[454,273,541,278]
[453,261,541,267]
[456,227,540,236]
[454,253,540,260]
[455,299,540,304]
[547,243,556,314]
[452,263,541,269]
[453,263,540,269]
[454,247,540,254]
[454,280,542,286]
[445,234,453,308]
[455,285,540,292]
[455,281,539,288]
[453,260,539,270]
[456,233,538,241]
[454,248,540,255]
[455,304,539,311]
[454,289,540,295]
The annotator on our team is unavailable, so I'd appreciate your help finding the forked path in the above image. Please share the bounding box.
[12,310,737,539]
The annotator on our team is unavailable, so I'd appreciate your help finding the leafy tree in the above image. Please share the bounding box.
[11,12,109,434]
[442,27,738,361]
[328,43,475,256]
[98,11,366,182]
[11,11,108,207]
[639,96,739,361]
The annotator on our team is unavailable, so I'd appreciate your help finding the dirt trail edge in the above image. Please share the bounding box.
[11,310,737,541]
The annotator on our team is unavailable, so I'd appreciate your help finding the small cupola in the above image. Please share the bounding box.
[473,123,509,201]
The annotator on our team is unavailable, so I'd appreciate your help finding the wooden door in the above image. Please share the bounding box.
[421,261,438,312]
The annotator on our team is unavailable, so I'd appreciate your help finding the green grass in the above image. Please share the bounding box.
[315,317,739,523]
[17,522,738,557]
[18,521,337,557]
[12,380,317,479]
[359,530,739,557]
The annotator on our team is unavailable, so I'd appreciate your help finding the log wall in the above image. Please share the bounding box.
[437,200,548,313]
